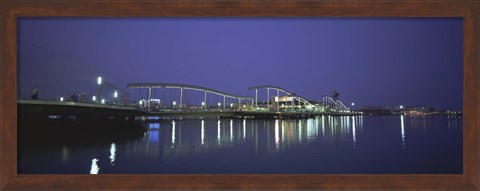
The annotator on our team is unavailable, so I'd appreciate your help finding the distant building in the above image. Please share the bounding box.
[358,106,392,115]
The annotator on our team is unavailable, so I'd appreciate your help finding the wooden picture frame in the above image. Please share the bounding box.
[1,0,478,190]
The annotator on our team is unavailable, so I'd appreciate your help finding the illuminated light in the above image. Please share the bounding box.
[275,96,279,102]
[109,143,116,165]
[401,115,406,149]
[114,90,118,98]
[139,100,143,105]
[92,96,96,101]
[201,120,205,146]
[171,120,176,148]
[230,103,234,108]
[400,105,404,109]
[97,76,102,85]
[351,102,355,106]
[299,120,302,143]
[218,102,221,107]
[352,116,356,148]
[60,97,64,102]
[275,119,280,150]
[217,120,221,145]
[230,119,233,142]
[173,101,176,106]
[201,102,205,106]
[101,99,105,104]
[243,119,246,140]
[281,120,285,142]
[148,123,160,129]
[90,158,99,174]
[243,105,246,108]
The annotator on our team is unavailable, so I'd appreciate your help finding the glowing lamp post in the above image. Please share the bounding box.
[92,96,96,102]
[173,101,177,108]
[201,102,205,109]
[97,76,102,103]
[60,97,64,102]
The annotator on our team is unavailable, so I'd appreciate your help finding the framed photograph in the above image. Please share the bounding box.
[1,1,478,190]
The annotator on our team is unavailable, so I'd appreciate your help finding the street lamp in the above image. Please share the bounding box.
[230,103,233,108]
[92,96,96,102]
[101,99,105,104]
[114,90,118,98]
[97,76,103,103]
[60,97,64,102]
[201,101,205,107]
[173,101,177,107]
[400,105,404,109]
[218,102,221,107]
[351,102,355,106]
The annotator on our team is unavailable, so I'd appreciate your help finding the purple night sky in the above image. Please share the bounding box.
[17,17,463,110]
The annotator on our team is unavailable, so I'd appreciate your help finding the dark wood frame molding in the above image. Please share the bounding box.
[1,0,478,190]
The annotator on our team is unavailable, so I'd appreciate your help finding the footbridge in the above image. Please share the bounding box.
[126,83,353,115]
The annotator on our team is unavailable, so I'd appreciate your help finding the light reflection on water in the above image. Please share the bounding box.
[91,115,462,173]
[18,115,464,174]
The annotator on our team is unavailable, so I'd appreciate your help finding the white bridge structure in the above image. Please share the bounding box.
[127,83,352,114]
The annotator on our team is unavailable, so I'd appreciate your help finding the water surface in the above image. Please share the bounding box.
[18,115,462,174]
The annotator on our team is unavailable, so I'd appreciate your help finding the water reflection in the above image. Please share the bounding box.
[90,158,99,174]
[109,143,116,165]
[352,116,356,148]
[401,115,406,150]
[243,119,246,140]
[217,120,221,145]
[133,116,368,158]
[120,115,463,162]
[201,120,205,146]
[171,120,176,148]
[275,119,279,150]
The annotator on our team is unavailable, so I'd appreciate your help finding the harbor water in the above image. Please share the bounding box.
[18,115,462,174]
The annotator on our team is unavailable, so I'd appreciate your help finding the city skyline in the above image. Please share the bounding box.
[17,17,463,109]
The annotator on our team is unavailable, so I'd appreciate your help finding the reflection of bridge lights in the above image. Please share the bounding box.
[401,115,406,149]
[201,120,205,146]
[171,120,176,148]
[275,119,280,150]
[352,116,356,148]
[109,143,116,165]
[243,119,246,140]
[90,158,99,174]
[298,120,302,143]
[217,120,221,145]
[230,119,233,142]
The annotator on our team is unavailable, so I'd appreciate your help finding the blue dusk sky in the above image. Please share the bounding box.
[17,17,463,110]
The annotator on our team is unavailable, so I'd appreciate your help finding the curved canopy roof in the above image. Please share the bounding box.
[127,83,253,99]
[247,85,293,95]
